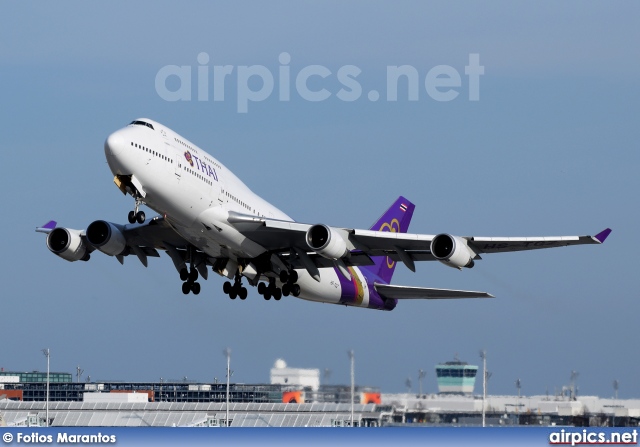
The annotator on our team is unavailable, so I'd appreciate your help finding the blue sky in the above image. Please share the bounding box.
[1,1,639,398]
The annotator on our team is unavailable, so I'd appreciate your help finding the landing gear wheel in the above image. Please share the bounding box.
[263,291,271,300]
[229,289,237,300]
[180,268,189,281]
[289,270,298,283]
[239,287,247,300]
[274,289,282,301]
[279,270,289,283]
[189,269,199,282]
[136,211,146,224]
[282,284,291,297]
[291,284,301,297]
[182,282,191,295]
[257,283,266,295]
[191,282,201,295]
[223,281,232,294]
[128,211,136,224]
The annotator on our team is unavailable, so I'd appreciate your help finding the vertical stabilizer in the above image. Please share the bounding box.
[361,196,415,284]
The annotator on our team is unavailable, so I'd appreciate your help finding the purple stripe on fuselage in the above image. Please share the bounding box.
[336,266,363,306]
[336,266,397,311]
[365,270,398,311]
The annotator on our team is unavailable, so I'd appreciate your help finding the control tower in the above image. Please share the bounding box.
[435,357,478,394]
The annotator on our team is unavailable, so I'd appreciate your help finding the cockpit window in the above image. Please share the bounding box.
[129,120,155,130]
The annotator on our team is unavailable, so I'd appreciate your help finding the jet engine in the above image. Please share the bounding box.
[46,228,89,262]
[306,224,349,260]
[430,233,475,269]
[86,220,127,256]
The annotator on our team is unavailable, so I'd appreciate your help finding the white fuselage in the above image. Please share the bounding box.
[104,118,357,306]
[105,119,290,256]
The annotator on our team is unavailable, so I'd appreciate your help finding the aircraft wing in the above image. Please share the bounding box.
[375,284,493,299]
[227,211,611,268]
[228,212,436,255]
[466,228,612,254]
[119,216,189,250]
[36,216,196,269]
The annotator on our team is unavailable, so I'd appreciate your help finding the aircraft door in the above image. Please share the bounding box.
[217,180,226,205]
[175,156,182,179]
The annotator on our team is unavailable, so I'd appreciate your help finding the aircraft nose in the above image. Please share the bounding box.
[104,130,125,157]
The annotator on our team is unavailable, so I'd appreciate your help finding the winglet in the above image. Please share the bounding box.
[35,220,57,234]
[594,228,612,244]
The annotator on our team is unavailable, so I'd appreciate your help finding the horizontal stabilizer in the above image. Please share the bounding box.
[375,283,493,300]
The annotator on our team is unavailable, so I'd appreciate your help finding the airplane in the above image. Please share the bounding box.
[36,118,611,311]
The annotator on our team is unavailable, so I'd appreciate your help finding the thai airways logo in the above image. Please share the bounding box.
[379,218,400,268]
[184,151,194,167]
[183,150,219,181]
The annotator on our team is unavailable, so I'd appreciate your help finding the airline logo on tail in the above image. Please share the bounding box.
[379,218,400,268]
[361,197,415,285]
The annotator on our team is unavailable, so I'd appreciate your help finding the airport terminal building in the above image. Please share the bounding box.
[2,362,639,428]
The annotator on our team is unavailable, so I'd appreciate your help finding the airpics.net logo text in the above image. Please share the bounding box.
[155,52,484,113]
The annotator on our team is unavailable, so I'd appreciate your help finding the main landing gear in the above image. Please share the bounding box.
[127,198,146,224]
[180,267,201,295]
[258,278,282,301]
[279,270,301,297]
[257,270,300,301]
[223,274,248,300]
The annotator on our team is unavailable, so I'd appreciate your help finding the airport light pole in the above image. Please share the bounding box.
[224,348,231,427]
[41,349,50,427]
[418,369,426,397]
[515,379,522,417]
[479,350,486,427]
[613,379,619,427]
[348,350,354,427]
[76,365,84,383]
[570,371,579,400]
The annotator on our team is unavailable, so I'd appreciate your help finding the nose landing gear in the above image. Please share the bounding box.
[127,198,146,224]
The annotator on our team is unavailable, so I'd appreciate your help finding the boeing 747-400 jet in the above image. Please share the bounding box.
[37,118,611,311]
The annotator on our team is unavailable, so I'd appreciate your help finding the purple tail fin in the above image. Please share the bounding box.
[361,196,415,284]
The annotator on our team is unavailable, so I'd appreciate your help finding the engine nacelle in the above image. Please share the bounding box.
[306,224,349,260]
[46,228,89,262]
[86,220,126,256]
[430,233,475,269]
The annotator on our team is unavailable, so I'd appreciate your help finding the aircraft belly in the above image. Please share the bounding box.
[160,206,266,260]
[169,221,225,258]
[294,265,391,311]
[295,268,343,304]
[294,267,374,308]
